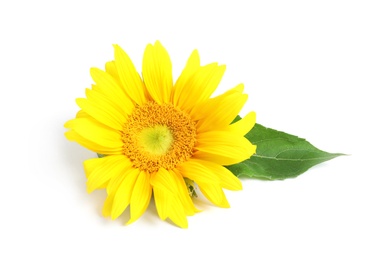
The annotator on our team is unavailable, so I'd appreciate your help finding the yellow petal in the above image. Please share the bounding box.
[191,84,244,121]
[85,155,131,193]
[102,193,115,217]
[152,185,188,228]
[113,44,146,105]
[151,169,190,226]
[175,63,226,112]
[64,129,122,155]
[90,68,132,112]
[194,131,256,165]
[111,167,140,220]
[83,157,99,179]
[150,168,179,195]
[196,86,248,132]
[198,182,230,208]
[172,49,200,104]
[151,168,199,216]
[85,88,130,117]
[102,169,133,217]
[172,169,200,215]
[190,160,242,191]
[227,111,256,136]
[150,168,177,220]
[105,61,121,84]
[76,110,89,119]
[142,41,173,104]
[64,118,123,149]
[153,187,168,220]
[76,97,121,130]
[127,171,152,225]
[177,159,221,184]
[167,195,188,228]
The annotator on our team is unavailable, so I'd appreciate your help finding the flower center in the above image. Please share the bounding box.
[122,101,196,174]
[138,125,174,156]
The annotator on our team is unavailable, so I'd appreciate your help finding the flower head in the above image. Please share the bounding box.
[64,41,256,228]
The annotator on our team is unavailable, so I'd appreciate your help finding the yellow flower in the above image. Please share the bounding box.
[64,41,256,228]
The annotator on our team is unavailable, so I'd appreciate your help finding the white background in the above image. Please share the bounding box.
[1,1,382,259]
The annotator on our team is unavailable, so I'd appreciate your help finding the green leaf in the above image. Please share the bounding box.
[226,121,344,180]
[97,153,105,158]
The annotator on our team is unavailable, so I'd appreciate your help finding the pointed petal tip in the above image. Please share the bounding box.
[241,111,257,126]
[225,176,243,191]
[126,215,140,226]
[75,97,85,107]
[63,130,71,140]
[154,40,162,46]
[102,199,113,217]
[248,111,256,120]
[189,49,200,64]
[144,42,153,51]
[113,44,127,57]
[253,144,257,154]
[234,181,243,191]
[236,83,245,92]
[170,217,188,229]
[192,49,199,54]
[89,67,105,81]
[243,93,249,102]
[64,119,76,129]
[219,195,231,208]
[178,222,188,229]
[221,203,231,209]
[86,185,94,194]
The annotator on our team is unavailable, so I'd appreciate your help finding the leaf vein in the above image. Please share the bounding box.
[252,154,336,161]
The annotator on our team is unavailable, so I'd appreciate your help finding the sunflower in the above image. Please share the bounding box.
[64,41,256,228]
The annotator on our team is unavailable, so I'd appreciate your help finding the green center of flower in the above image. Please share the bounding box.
[138,125,174,156]
[121,101,196,174]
